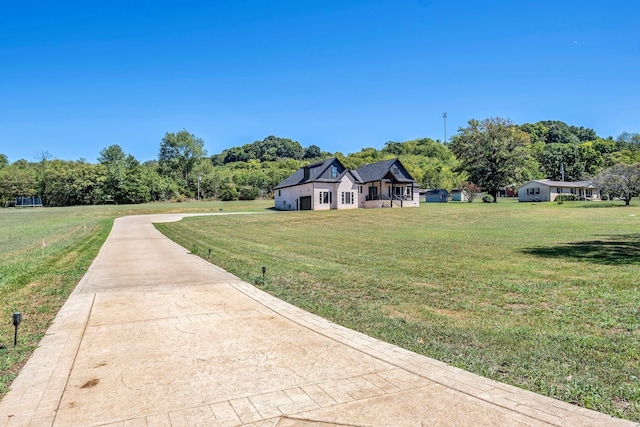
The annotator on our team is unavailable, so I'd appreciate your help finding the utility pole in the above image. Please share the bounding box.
[442,112,447,143]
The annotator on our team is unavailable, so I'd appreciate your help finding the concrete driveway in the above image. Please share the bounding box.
[0,214,635,426]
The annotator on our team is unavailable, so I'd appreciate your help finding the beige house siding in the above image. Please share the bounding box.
[550,185,600,201]
[275,183,313,211]
[359,183,419,208]
[518,182,551,202]
[518,180,601,202]
[314,182,334,210]
[274,157,419,210]
[336,174,359,209]
[408,186,420,207]
[275,174,360,211]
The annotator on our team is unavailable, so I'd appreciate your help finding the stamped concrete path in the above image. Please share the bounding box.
[0,214,636,427]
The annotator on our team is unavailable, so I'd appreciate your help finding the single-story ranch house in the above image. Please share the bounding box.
[517,179,601,202]
[274,157,419,210]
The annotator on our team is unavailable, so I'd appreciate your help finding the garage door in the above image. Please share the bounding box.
[299,196,312,210]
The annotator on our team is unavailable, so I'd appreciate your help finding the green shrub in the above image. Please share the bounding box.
[482,194,493,203]
[555,194,579,202]
[220,186,238,201]
[239,186,259,200]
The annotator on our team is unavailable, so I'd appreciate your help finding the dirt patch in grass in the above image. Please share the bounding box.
[414,282,439,288]
[504,303,529,310]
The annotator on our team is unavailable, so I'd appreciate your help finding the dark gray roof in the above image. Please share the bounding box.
[275,157,415,190]
[355,158,416,183]
[274,157,347,189]
[426,188,449,195]
[518,179,598,189]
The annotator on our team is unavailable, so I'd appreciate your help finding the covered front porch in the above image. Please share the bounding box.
[362,177,419,208]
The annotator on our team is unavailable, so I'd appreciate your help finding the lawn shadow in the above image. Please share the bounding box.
[572,202,631,209]
[522,234,640,265]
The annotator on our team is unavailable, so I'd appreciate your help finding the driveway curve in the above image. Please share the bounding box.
[0,213,635,426]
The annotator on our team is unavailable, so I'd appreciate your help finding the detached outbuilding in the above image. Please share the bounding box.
[451,189,468,202]
[517,180,601,202]
[425,189,449,203]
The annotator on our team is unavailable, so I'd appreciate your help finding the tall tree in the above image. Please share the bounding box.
[537,143,585,181]
[159,130,207,187]
[98,145,127,203]
[0,154,8,169]
[35,151,52,204]
[595,163,640,205]
[616,132,640,151]
[98,145,151,204]
[450,117,532,202]
[0,160,37,205]
[539,121,580,145]
[568,125,597,142]
[303,144,322,159]
[98,144,126,164]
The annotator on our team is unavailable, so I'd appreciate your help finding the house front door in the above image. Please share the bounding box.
[368,186,378,200]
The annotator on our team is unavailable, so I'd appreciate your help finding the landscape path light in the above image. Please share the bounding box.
[262,266,266,281]
[12,312,22,347]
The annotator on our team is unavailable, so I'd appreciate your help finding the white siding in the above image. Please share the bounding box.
[314,182,335,210]
[518,182,550,202]
[274,183,313,210]
[518,181,601,202]
[336,174,359,210]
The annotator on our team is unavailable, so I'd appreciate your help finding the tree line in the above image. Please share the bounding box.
[1,121,639,207]
[450,118,640,203]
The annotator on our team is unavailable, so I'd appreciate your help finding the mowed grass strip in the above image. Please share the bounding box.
[156,200,640,421]
[0,200,272,397]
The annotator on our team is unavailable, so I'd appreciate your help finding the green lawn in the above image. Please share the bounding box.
[155,199,640,421]
[0,200,272,396]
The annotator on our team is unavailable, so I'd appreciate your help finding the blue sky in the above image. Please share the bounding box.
[1,0,638,163]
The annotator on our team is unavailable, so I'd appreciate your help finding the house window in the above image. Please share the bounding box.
[321,191,331,204]
[341,192,353,204]
[331,166,338,178]
[527,187,540,195]
[278,190,281,197]
[393,167,399,175]
[557,187,562,193]
[394,187,402,195]
[351,192,355,204]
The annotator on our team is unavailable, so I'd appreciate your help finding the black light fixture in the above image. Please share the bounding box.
[12,312,22,347]
[262,266,267,280]
[207,248,212,260]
